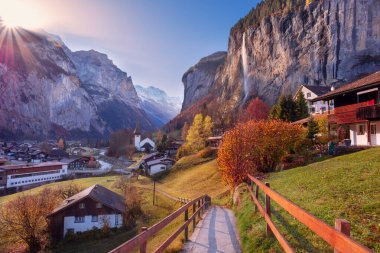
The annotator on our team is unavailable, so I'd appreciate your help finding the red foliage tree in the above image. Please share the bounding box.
[239,97,270,122]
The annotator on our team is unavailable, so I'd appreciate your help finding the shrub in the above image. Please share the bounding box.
[197,147,216,158]
[217,120,305,189]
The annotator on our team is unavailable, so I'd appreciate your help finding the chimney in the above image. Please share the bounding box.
[331,85,335,91]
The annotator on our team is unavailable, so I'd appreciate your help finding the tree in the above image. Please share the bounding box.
[269,95,297,122]
[181,122,189,141]
[156,134,169,153]
[57,137,66,150]
[202,115,213,139]
[307,117,319,140]
[217,120,305,189]
[108,129,134,158]
[55,182,83,200]
[186,114,204,152]
[239,97,270,122]
[0,189,61,253]
[295,92,309,120]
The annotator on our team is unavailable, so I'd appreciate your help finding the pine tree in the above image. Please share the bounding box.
[307,117,319,140]
[295,92,309,120]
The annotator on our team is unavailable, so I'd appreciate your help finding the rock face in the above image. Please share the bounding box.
[182,0,380,113]
[0,27,154,139]
[181,51,226,111]
[135,85,182,128]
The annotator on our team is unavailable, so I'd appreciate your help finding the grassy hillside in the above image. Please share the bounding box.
[0,155,228,252]
[236,148,380,252]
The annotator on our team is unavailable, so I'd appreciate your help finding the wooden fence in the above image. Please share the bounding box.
[109,194,211,253]
[247,174,374,253]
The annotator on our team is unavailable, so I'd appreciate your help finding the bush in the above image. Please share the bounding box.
[197,147,216,158]
[217,120,305,188]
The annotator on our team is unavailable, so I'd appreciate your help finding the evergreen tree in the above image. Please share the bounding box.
[295,92,309,120]
[307,117,319,140]
[270,95,297,122]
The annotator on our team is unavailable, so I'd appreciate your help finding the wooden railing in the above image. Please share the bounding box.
[357,103,380,120]
[247,174,374,253]
[328,102,369,124]
[109,195,211,253]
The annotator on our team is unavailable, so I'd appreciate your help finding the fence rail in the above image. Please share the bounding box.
[109,194,211,253]
[247,174,374,253]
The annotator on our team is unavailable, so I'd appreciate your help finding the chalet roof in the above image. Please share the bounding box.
[60,156,82,164]
[0,161,65,170]
[313,71,380,101]
[303,85,331,96]
[48,184,125,216]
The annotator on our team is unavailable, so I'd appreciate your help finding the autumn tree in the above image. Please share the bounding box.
[108,129,135,158]
[186,114,205,152]
[181,122,189,141]
[202,115,213,139]
[239,97,270,122]
[57,137,66,150]
[217,120,305,189]
[55,182,83,200]
[0,188,61,253]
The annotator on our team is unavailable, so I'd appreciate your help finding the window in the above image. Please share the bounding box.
[74,216,85,223]
[92,215,98,222]
[79,203,85,209]
[307,92,311,98]
[371,125,376,135]
[115,215,119,225]
[358,124,366,135]
[160,166,166,170]
[96,203,102,209]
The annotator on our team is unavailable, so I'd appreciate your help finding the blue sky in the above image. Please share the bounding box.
[0,0,260,97]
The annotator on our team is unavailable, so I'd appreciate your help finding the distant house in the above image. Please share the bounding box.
[48,149,69,161]
[207,136,223,149]
[145,158,175,176]
[294,85,333,115]
[313,71,380,146]
[134,127,155,152]
[60,157,86,171]
[48,184,125,241]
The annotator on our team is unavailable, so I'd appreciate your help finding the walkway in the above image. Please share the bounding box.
[183,206,242,253]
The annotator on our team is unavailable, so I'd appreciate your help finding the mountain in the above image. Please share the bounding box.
[0,26,154,139]
[135,85,182,128]
[167,0,380,131]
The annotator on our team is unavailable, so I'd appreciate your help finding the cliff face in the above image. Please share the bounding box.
[215,0,380,108]
[181,51,226,111]
[181,0,380,116]
[0,27,154,139]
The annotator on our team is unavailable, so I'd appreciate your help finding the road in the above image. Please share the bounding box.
[183,206,242,253]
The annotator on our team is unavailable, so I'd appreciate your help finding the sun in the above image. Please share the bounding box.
[0,0,47,29]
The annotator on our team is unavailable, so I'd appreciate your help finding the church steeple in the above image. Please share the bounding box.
[134,121,141,151]
[134,120,141,135]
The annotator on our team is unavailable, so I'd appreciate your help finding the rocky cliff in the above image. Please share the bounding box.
[181,51,226,111]
[181,0,380,115]
[0,26,154,139]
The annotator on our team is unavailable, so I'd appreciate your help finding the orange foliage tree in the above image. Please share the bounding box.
[239,97,270,122]
[217,120,305,189]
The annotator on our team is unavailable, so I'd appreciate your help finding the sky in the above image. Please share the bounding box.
[0,0,259,97]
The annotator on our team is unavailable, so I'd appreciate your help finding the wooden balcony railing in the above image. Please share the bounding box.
[247,174,374,253]
[328,102,370,124]
[109,194,211,253]
[357,104,380,120]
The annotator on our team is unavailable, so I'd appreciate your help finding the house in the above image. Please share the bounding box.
[60,157,87,171]
[47,149,69,161]
[294,85,334,114]
[134,127,155,152]
[145,158,175,176]
[207,136,223,149]
[0,162,68,191]
[48,184,125,241]
[312,71,380,146]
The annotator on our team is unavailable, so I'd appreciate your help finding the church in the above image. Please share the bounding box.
[134,127,155,152]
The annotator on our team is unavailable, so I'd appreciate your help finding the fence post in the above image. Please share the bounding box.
[192,203,196,231]
[255,184,259,212]
[197,200,201,218]
[334,219,350,253]
[184,208,189,241]
[140,227,148,253]
[265,182,272,237]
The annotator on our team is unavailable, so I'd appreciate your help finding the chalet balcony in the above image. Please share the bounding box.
[357,104,380,120]
[328,102,370,124]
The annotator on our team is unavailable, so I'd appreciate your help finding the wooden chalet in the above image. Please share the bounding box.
[313,71,380,146]
[48,184,125,241]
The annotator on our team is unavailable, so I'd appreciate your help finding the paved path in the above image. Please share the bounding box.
[183,206,242,253]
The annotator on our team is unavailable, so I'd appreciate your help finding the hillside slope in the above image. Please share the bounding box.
[236,148,380,252]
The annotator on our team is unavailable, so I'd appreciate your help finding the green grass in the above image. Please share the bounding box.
[236,148,380,253]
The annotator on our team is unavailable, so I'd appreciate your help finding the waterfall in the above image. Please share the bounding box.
[241,32,249,100]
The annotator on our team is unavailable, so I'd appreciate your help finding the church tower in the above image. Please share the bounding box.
[134,121,141,151]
